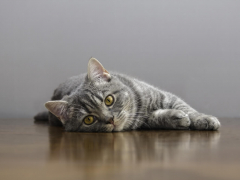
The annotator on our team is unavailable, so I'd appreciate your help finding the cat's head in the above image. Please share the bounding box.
[45,58,134,132]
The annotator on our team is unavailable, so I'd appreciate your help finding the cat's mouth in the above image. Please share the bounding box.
[111,123,116,131]
[110,117,116,131]
[111,123,117,132]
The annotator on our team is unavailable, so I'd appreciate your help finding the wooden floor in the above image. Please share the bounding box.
[0,118,240,180]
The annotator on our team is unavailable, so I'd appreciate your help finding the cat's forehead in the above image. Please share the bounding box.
[71,80,124,106]
[84,78,120,93]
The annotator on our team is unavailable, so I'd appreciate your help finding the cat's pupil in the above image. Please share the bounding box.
[108,99,110,102]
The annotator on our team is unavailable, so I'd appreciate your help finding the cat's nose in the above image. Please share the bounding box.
[106,116,114,125]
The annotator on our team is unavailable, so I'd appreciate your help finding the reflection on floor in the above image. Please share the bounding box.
[0,118,239,180]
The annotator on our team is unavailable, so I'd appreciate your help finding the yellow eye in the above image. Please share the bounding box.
[84,116,94,125]
[105,95,114,106]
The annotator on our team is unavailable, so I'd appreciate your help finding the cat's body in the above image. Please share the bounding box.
[35,58,220,132]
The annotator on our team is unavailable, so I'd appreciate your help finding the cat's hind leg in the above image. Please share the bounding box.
[165,93,221,130]
[147,109,191,130]
[188,113,220,130]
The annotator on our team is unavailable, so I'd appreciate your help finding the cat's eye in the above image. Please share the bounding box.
[84,115,94,125]
[105,95,114,106]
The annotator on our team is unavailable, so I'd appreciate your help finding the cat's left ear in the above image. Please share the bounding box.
[45,100,68,124]
[87,58,111,81]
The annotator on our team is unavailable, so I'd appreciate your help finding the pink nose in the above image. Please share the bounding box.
[107,117,114,125]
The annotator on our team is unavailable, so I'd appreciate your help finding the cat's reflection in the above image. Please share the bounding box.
[47,126,220,164]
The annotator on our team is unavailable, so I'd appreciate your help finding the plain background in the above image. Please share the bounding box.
[0,0,239,119]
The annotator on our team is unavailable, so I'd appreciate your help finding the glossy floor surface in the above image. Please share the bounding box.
[0,118,240,180]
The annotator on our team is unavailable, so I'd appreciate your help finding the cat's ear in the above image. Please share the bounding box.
[45,101,68,124]
[87,58,111,81]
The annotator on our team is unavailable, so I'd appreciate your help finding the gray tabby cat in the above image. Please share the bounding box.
[34,58,220,132]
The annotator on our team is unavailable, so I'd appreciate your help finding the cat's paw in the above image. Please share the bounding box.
[168,110,191,129]
[189,113,221,130]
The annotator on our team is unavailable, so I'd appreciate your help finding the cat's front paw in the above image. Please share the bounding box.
[189,113,221,130]
[167,110,191,130]
[171,110,191,129]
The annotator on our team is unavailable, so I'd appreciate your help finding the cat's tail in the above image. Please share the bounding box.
[34,111,49,121]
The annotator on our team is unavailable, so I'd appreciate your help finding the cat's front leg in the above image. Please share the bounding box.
[148,109,191,130]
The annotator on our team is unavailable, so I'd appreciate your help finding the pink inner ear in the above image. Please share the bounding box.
[45,101,68,118]
[53,105,65,117]
[88,58,111,81]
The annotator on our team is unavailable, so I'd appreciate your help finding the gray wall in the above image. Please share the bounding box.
[0,0,239,118]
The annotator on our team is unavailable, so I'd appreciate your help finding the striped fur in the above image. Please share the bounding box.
[41,58,220,132]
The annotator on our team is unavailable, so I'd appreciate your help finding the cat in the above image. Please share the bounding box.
[34,58,221,132]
